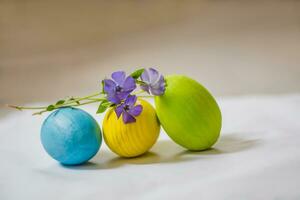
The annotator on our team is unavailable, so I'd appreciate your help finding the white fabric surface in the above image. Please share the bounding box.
[1,95,300,200]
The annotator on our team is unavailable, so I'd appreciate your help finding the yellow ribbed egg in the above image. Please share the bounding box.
[102,99,160,158]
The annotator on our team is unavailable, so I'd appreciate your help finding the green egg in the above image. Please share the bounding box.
[154,75,222,151]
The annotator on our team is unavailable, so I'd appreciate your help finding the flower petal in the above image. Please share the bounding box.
[122,76,136,92]
[150,75,165,95]
[122,111,136,123]
[125,95,137,106]
[141,70,150,83]
[140,84,150,94]
[128,105,143,117]
[103,79,116,93]
[112,71,126,85]
[116,91,131,101]
[107,94,121,104]
[148,68,159,83]
[115,105,123,118]
[150,87,164,96]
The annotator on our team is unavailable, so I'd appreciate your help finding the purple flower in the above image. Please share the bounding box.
[140,68,166,96]
[104,71,136,104]
[115,95,143,124]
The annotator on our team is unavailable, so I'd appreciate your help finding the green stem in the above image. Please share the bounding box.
[86,97,105,101]
[8,92,104,111]
[32,110,48,116]
[66,92,103,105]
[72,99,103,107]
[32,99,105,115]
[7,105,47,110]
[137,95,153,98]
[133,90,146,95]
[136,80,146,85]
[8,91,106,116]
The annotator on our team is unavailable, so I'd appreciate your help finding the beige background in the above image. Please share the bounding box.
[1,0,300,105]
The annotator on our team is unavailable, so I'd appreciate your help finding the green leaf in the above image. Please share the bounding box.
[96,100,110,114]
[46,105,55,111]
[55,100,65,105]
[101,80,105,93]
[130,68,144,79]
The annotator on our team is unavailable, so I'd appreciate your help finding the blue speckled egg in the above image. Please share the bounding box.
[41,107,102,165]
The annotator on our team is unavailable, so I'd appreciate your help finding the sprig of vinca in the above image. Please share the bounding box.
[8,68,166,123]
